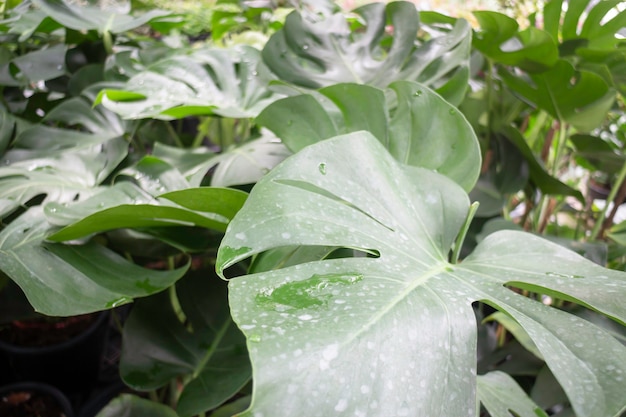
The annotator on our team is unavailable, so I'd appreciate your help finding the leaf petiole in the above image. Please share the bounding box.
[451,201,480,264]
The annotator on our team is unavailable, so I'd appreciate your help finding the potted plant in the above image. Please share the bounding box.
[0,281,111,395]
[0,381,74,417]
[0,0,625,416]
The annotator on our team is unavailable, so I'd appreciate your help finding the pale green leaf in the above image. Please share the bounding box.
[478,371,548,417]
[257,81,481,191]
[217,133,626,417]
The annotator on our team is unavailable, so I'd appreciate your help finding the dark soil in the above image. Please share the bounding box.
[0,314,97,347]
[0,390,67,417]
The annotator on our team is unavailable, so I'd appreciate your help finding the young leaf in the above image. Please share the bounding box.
[217,133,626,417]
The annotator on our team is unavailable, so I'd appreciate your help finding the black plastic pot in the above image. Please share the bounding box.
[0,311,110,395]
[76,381,129,417]
[0,381,75,417]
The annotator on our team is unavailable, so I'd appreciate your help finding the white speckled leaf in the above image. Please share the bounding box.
[217,132,626,417]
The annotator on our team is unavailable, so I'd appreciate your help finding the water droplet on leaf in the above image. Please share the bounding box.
[256,273,363,310]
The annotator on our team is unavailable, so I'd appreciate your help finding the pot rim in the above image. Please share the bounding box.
[0,311,110,354]
[0,380,75,417]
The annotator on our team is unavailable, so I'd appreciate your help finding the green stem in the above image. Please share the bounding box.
[526,111,548,150]
[534,120,567,232]
[103,30,114,55]
[165,122,185,148]
[148,390,159,403]
[550,120,568,177]
[486,59,495,136]
[168,378,179,408]
[192,117,211,148]
[192,317,232,380]
[589,158,626,240]
[111,309,124,333]
[451,202,480,264]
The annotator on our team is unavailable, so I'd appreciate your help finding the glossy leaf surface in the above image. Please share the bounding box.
[0,208,188,316]
[47,187,248,241]
[500,59,615,131]
[0,44,67,86]
[95,394,178,417]
[0,96,129,219]
[478,371,548,417]
[257,81,480,192]
[121,269,250,417]
[543,0,626,50]
[217,133,626,417]
[262,1,471,104]
[473,11,558,72]
[32,0,172,34]
[98,46,281,120]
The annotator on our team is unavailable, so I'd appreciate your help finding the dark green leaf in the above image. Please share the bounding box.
[95,394,178,417]
[0,208,189,316]
[500,59,615,131]
[473,11,558,72]
[502,126,583,200]
[570,134,625,174]
[0,44,67,86]
[121,270,250,417]
[47,187,247,241]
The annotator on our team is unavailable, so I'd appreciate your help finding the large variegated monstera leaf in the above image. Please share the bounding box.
[217,133,626,417]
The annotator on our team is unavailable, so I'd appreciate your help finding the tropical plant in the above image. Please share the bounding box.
[1,0,626,416]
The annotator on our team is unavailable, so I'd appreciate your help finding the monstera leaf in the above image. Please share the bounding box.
[0,44,67,86]
[472,11,559,73]
[542,0,626,52]
[0,96,129,219]
[32,0,174,35]
[542,0,626,96]
[97,46,281,120]
[257,81,481,192]
[262,1,471,104]
[120,269,250,417]
[500,59,616,132]
[217,133,626,417]
[0,207,189,316]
